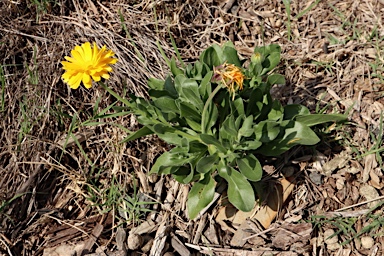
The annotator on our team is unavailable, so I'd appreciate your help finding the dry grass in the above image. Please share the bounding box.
[0,0,383,255]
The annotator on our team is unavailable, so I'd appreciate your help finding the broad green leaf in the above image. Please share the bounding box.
[186,61,208,80]
[267,74,285,87]
[254,44,281,75]
[178,101,201,122]
[220,115,238,141]
[187,174,216,219]
[259,121,320,156]
[218,163,255,212]
[185,118,202,132]
[153,124,184,145]
[268,100,283,121]
[235,115,243,131]
[238,115,254,138]
[175,75,203,110]
[254,121,280,142]
[173,165,195,184]
[296,114,347,127]
[223,44,242,67]
[200,44,224,69]
[200,134,227,153]
[237,155,262,182]
[246,88,263,116]
[196,155,218,174]
[284,104,310,120]
[150,145,201,174]
[236,140,262,150]
[284,121,321,145]
[232,97,245,116]
[164,76,178,98]
[149,151,174,174]
[153,97,179,113]
[147,77,164,90]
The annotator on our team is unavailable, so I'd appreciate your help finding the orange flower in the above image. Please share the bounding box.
[213,62,246,100]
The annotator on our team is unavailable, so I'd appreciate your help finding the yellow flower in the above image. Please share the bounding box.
[61,42,118,89]
[213,62,246,100]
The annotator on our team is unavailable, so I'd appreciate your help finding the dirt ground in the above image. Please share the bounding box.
[1,0,384,255]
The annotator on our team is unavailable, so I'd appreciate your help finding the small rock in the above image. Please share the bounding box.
[282,166,295,177]
[127,233,143,250]
[323,229,338,244]
[359,185,379,208]
[327,243,341,251]
[336,178,344,190]
[309,172,323,185]
[361,236,374,249]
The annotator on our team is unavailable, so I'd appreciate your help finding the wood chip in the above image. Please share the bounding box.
[170,233,191,256]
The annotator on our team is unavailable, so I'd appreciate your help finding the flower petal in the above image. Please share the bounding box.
[61,42,118,89]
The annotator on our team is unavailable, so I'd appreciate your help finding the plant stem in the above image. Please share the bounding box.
[201,85,222,134]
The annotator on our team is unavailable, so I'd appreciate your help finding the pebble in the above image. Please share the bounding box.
[361,236,374,249]
[323,229,338,244]
[127,233,143,250]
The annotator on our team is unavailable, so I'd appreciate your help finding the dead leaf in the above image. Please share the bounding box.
[363,154,377,182]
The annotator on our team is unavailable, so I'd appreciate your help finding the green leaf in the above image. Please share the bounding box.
[170,57,184,77]
[232,97,245,116]
[223,44,242,67]
[173,165,195,184]
[153,97,179,113]
[153,124,184,145]
[284,121,323,145]
[149,151,174,174]
[174,75,203,110]
[267,100,283,121]
[246,88,263,116]
[202,101,218,134]
[187,174,216,219]
[237,155,262,182]
[200,44,224,69]
[199,71,213,100]
[150,145,201,175]
[254,121,280,142]
[185,118,202,132]
[295,114,347,127]
[120,126,153,143]
[147,77,164,90]
[284,104,310,120]
[259,121,320,156]
[200,134,227,153]
[238,115,254,139]
[220,115,238,141]
[267,74,286,87]
[164,76,178,98]
[254,44,281,75]
[178,101,201,122]
[218,163,255,212]
[196,154,218,174]
[186,61,208,80]
[237,140,262,150]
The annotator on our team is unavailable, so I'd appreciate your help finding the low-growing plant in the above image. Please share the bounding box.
[61,41,346,219]
[103,42,345,219]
